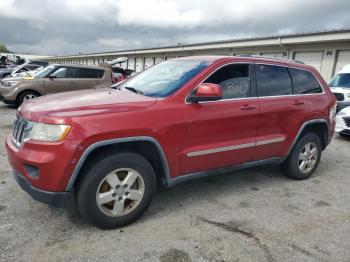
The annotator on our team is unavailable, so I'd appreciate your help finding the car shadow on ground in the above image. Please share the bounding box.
[64,163,293,228]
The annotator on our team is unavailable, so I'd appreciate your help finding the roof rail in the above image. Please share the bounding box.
[235,54,305,64]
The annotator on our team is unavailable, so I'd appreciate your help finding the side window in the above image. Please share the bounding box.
[78,68,104,78]
[18,68,29,73]
[51,67,80,78]
[204,64,250,99]
[256,64,293,96]
[289,68,322,94]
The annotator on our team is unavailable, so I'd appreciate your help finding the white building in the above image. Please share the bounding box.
[44,29,350,81]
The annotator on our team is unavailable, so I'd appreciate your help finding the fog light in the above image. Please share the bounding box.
[24,164,39,179]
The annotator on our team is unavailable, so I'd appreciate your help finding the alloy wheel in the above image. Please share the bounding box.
[96,168,145,217]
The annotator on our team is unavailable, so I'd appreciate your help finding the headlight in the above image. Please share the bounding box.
[24,122,71,142]
[3,81,20,87]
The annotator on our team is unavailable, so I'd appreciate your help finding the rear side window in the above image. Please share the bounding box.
[289,68,322,94]
[204,64,251,99]
[51,67,80,78]
[256,64,292,96]
[78,68,104,78]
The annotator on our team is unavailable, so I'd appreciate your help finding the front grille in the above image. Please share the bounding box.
[333,92,345,101]
[344,117,350,128]
[11,116,29,147]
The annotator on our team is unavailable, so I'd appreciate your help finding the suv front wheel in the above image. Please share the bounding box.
[282,133,322,180]
[76,152,157,229]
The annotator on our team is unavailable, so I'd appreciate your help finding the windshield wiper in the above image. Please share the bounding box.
[124,86,144,95]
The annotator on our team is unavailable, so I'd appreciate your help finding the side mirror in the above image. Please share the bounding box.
[189,83,222,103]
[48,74,56,79]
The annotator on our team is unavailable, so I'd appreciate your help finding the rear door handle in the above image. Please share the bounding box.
[240,104,256,110]
[292,100,304,106]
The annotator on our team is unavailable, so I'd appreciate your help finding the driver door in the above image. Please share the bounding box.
[180,63,259,174]
[44,66,79,94]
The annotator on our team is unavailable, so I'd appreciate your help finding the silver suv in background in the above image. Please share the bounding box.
[0,64,112,106]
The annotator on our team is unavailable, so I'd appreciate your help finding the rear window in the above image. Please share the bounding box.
[256,64,293,96]
[78,68,104,78]
[289,68,322,94]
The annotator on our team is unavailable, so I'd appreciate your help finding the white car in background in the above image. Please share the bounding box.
[11,66,44,78]
[335,106,350,137]
[329,64,350,112]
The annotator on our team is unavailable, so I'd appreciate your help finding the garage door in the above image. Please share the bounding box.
[335,51,350,73]
[128,58,135,70]
[294,52,324,72]
[261,52,285,58]
[135,57,144,72]
[155,57,165,64]
[144,58,154,69]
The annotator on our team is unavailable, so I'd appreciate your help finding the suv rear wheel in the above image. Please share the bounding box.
[76,152,156,229]
[282,133,322,180]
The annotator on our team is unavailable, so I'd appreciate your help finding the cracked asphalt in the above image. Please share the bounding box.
[0,103,350,262]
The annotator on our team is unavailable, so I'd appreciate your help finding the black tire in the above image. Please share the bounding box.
[76,152,156,229]
[282,133,322,180]
[16,91,39,107]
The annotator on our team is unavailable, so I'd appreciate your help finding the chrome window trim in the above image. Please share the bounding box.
[184,62,253,105]
[185,61,326,105]
[186,137,285,157]
[254,62,325,95]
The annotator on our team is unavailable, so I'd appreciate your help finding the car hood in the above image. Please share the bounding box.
[20,88,157,119]
[331,87,350,94]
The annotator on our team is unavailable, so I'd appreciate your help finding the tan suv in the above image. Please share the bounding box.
[0,64,112,106]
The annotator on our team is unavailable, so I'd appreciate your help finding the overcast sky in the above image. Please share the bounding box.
[0,0,349,56]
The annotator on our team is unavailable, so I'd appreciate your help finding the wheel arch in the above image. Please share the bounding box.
[16,89,41,104]
[286,119,329,158]
[66,136,171,191]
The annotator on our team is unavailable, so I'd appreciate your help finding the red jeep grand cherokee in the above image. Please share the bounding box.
[6,56,336,229]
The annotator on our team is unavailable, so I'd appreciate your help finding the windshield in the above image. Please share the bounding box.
[33,65,56,78]
[117,60,210,97]
[329,73,350,88]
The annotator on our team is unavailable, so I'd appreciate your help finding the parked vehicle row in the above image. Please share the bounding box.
[6,55,336,228]
[0,59,133,106]
[0,60,48,79]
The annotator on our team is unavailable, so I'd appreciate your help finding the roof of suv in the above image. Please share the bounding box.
[51,63,108,70]
[174,55,313,71]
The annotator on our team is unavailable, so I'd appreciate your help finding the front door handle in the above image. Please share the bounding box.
[292,100,304,106]
[240,104,256,110]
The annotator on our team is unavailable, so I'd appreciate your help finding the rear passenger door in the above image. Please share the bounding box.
[254,64,324,161]
[254,64,298,160]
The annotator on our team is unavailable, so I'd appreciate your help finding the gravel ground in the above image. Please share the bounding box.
[0,103,350,262]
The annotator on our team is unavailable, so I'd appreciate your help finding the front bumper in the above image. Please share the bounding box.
[0,94,15,105]
[335,115,349,134]
[12,170,71,208]
[5,135,81,192]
